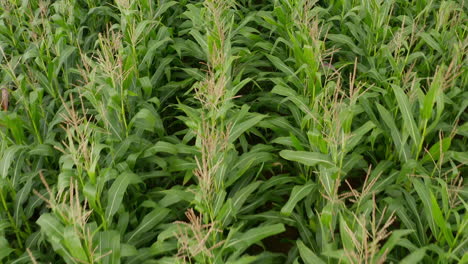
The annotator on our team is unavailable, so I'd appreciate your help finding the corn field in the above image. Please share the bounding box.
[0,0,467,263]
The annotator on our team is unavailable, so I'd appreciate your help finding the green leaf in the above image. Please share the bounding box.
[14,180,32,227]
[228,151,273,187]
[345,121,375,153]
[232,181,262,212]
[265,54,296,77]
[159,189,194,207]
[55,46,76,76]
[419,33,443,53]
[126,207,170,243]
[431,193,454,245]
[226,255,258,264]
[97,231,121,264]
[130,108,160,132]
[421,138,451,163]
[377,230,413,259]
[279,150,333,167]
[376,103,410,161]
[0,237,13,260]
[229,114,265,143]
[450,151,468,164]
[106,172,133,223]
[0,145,26,178]
[281,182,315,216]
[391,85,421,148]
[225,223,285,251]
[63,226,88,261]
[327,34,364,55]
[145,141,178,155]
[271,85,313,116]
[412,179,437,235]
[339,215,355,252]
[297,240,325,264]
[421,68,443,120]
[83,182,97,209]
[37,214,64,240]
[29,144,55,157]
[400,248,426,264]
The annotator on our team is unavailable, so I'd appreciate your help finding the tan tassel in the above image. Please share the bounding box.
[1,88,8,111]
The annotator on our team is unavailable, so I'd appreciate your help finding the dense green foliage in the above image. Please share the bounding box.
[0,0,467,263]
